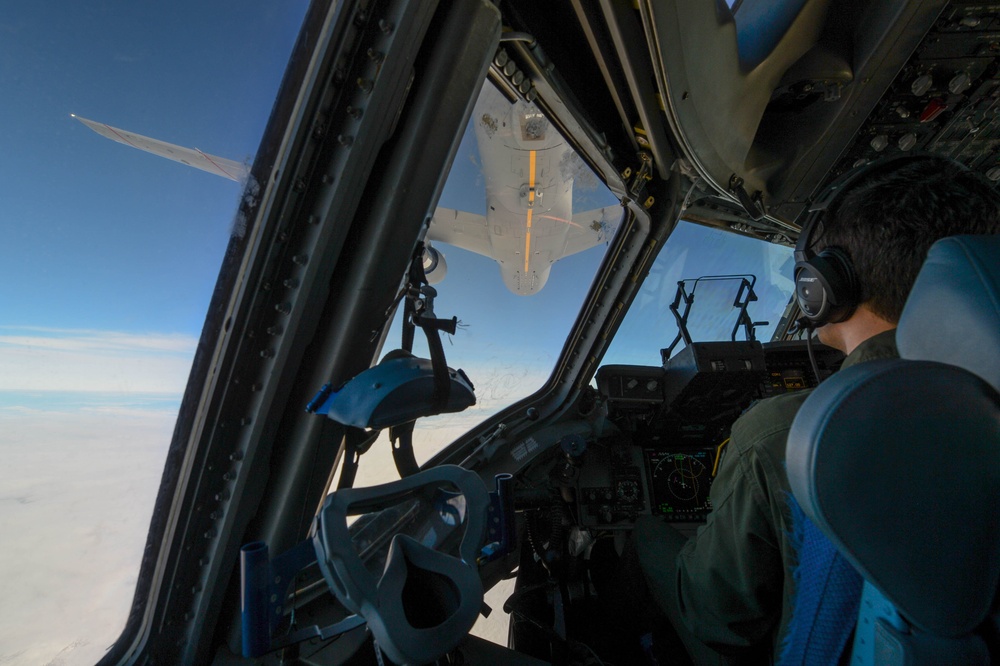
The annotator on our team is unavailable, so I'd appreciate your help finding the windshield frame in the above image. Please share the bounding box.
[100,1,336,660]
[107,1,679,661]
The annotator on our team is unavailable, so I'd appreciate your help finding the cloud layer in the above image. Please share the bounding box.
[0,327,190,664]
[0,326,196,394]
[0,407,176,665]
[0,327,545,662]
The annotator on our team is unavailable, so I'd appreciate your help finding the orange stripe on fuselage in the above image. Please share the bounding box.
[524,150,536,274]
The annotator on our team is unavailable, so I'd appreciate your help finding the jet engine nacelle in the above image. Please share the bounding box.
[422,244,447,284]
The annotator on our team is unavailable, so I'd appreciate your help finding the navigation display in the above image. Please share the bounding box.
[644,448,716,521]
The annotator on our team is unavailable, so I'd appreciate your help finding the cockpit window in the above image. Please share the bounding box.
[602,221,795,367]
[338,79,621,491]
[0,3,309,663]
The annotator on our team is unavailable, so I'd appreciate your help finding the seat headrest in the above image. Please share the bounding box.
[898,235,1000,392]
[786,359,1000,636]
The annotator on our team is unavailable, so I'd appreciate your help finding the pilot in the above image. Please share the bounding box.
[623,154,1000,664]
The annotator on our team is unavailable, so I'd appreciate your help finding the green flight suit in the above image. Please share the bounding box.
[635,330,899,663]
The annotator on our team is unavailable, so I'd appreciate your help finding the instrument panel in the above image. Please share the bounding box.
[578,340,841,528]
[576,442,719,528]
[577,443,650,528]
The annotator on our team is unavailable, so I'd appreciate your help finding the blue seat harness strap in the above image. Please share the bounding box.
[779,494,863,665]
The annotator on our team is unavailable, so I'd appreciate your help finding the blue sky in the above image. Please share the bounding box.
[0,5,312,663]
[390,113,621,371]
[0,0,794,410]
[604,222,796,367]
[0,2,306,334]
[0,1,803,395]
[0,2,615,409]
[0,6,798,662]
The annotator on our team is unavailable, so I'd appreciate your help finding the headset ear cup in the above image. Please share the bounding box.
[820,247,859,323]
[794,247,859,325]
[794,261,831,323]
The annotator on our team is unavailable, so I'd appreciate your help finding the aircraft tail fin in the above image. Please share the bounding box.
[71,114,250,182]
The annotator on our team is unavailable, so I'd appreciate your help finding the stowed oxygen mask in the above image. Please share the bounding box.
[306,240,476,480]
[312,466,489,665]
[240,466,515,663]
[240,244,515,662]
[321,348,475,430]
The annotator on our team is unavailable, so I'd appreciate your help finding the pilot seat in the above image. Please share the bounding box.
[784,235,1000,664]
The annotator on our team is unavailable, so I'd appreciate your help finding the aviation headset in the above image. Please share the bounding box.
[793,153,975,326]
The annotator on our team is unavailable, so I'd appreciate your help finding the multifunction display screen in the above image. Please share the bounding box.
[643,448,716,521]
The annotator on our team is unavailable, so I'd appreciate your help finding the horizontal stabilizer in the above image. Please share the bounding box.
[72,114,249,182]
[564,205,623,257]
[428,207,492,258]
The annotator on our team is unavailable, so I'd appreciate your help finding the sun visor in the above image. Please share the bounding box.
[325,351,475,429]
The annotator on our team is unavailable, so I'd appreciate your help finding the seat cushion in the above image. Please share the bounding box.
[786,359,1000,636]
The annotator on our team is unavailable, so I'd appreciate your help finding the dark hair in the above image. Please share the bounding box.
[816,156,1000,323]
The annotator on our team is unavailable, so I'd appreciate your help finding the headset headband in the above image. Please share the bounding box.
[797,152,989,250]
[795,153,938,263]
[793,153,987,327]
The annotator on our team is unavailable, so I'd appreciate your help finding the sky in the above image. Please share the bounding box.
[604,222,795,367]
[0,3,306,334]
[0,3,309,664]
[0,4,796,663]
[0,4,617,662]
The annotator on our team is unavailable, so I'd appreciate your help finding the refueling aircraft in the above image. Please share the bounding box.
[74,74,619,296]
[87,1,1000,665]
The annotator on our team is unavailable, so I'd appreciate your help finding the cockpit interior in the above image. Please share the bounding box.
[82,1,1000,664]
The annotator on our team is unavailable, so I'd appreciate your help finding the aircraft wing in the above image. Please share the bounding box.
[562,205,623,257]
[427,207,493,258]
[72,114,249,182]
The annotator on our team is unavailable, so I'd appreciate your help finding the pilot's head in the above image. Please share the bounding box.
[800,155,1000,333]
